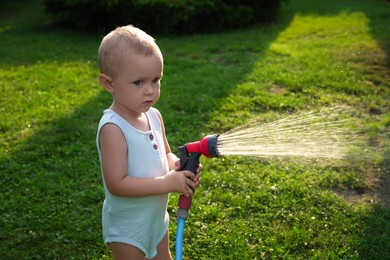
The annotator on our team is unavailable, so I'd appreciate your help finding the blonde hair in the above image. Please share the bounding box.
[98,25,162,77]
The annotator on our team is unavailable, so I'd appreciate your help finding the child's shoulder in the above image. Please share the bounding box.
[149,106,159,113]
[148,107,164,127]
[98,109,126,130]
[148,107,162,118]
[99,109,117,122]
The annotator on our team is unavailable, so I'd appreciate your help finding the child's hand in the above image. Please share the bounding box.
[164,170,198,198]
[173,160,202,192]
[193,163,202,189]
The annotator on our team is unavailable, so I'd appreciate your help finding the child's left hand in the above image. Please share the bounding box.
[175,160,202,190]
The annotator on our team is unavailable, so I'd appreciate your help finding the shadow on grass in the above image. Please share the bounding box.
[0,0,99,68]
[1,94,110,258]
[1,0,389,258]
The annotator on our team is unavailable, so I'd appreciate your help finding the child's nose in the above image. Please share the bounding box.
[144,83,154,94]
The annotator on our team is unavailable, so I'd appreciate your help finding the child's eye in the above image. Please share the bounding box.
[133,80,143,86]
[152,78,160,84]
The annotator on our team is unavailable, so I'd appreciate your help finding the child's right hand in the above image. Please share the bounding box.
[164,170,198,198]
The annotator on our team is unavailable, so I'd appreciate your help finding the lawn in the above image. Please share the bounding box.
[1,0,389,259]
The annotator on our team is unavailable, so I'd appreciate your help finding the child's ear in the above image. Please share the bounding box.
[98,74,114,93]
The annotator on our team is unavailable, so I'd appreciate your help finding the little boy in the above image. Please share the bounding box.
[96,25,201,259]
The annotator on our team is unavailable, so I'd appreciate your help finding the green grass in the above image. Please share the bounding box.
[1,0,390,259]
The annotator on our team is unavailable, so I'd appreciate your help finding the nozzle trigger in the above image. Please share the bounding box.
[178,145,189,170]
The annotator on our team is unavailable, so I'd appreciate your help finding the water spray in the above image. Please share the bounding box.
[175,134,221,260]
[174,107,370,259]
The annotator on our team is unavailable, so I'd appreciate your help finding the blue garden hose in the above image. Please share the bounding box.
[175,136,221,259]
[175,217,186,260]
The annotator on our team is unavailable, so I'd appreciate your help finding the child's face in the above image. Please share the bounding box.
[110,51,163,115]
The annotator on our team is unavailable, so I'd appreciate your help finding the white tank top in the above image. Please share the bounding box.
[96,107,169,258]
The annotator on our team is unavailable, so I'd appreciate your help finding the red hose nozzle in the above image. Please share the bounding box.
[185,134,221,158]
[177,134,221,211]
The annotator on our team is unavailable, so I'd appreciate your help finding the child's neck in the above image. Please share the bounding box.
[110,104,150,132]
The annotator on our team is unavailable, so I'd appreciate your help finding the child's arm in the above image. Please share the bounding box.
[99,123,199,198]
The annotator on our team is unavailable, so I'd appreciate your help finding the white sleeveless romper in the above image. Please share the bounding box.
[96,107,169,259]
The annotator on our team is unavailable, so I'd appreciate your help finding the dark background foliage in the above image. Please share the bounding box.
[43,0,286,34]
